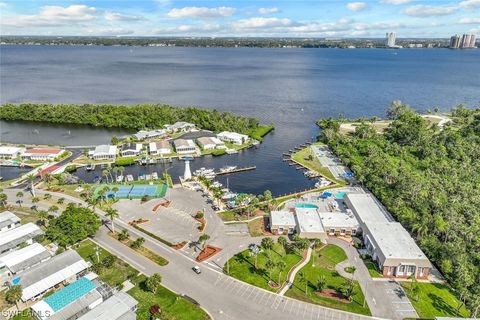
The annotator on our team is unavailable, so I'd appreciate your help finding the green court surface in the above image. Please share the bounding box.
[93,183,167,199]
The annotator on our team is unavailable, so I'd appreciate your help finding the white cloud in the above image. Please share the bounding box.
[154,23,221,34]
[258,7,280,14]
[458,17,480,24]
[346,2,368,11]
[167,6,236,19]
[404,5,457,17]
[233,17,292,29]
[2,4,97,27]
[459,0,480,9]
[105,12,144,21]
[0,2,7,8]
[354,21,406,30]
[379,0,411,4]
[86,27,134,36]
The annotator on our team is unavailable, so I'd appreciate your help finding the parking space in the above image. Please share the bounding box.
[223,223,249,235]
[212,274,373,320]
[382,282,418,319]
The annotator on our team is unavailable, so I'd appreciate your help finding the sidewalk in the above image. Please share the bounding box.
[278,245,312,296]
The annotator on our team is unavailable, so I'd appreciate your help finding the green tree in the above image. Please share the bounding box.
[261,237,274,252]
[105,207,119,233]
[48,205,59,215]
[5,285,22,309]
[145,273,162,293]
[266,258,275,280]
[16,191,24,206]
[298,271,308,296]
[46,204,101,247]
[0,193,7,206]
[26,174,36,197]
[198,234,210,249]
[342,279,355,301]
[316,275,327,293]
[117,229,130,241]
[131,237,145,249]
[57,197,65,205]
[277,236,288,253]
[43,193,52,200]
[249,244,261,269]
[37,210,49,226]
[277,261,286,286]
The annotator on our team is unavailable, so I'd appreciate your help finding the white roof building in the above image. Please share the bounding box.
[77,291,138,320]
[133,129,166,140]
[13,250,91,301]
[294,208,327,241]
[0,146,25,158]
[165,122,195,133]
[91,145,117,160]
[0,211,21,233]
[174,139,197,154]
[0,223,44,254]
[149,141,171,155]
[217,131,249,145]
[0,243,52,275]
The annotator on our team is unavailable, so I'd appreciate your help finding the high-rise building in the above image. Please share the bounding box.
[450,35,461,48]
[385,32,396,47]
[460,34,477,48]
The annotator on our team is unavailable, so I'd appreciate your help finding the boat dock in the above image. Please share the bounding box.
[215,166,256,176]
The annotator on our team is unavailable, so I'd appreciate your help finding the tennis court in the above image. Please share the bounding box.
[94,183,167,199]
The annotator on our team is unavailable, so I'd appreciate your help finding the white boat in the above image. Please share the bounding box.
[194,168,216,178]
[226,149,239,154]
[222,192,237,200]
[220,165,237,173]
[116,175,124,182]
[145,174,151,180]
[138,175,145,181]
[315,178,332,188]
[212,181,223,188]
[252,140,260,146]
[126,175,134,182]
[152,172,159,180]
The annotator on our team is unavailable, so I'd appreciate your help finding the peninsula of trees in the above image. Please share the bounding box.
[318,103,480,314]
[0,103,273,139]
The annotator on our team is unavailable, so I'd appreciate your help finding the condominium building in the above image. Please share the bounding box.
[385,32,396,48]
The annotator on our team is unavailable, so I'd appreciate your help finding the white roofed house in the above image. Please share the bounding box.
[0,146,25,159]
[0,223,44,254]
[77,291,138,320]
[149,140,171,156]
[0,243,52,279]
[294,207,328,242]
[217,131,250,145]
[344,193,432,279]
[197,137,226,150]
[133,129,166,141]
[270,210,296,235]
[90,145,117,160]
[0,211,21,233]
[11,249,91,302]
[120,143,142,157]
[165,122,196,133]
[173,139,197,155]
[21,148,64,161]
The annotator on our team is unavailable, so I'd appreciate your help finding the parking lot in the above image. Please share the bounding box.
[211,273,374,320]
[368,281,418,319]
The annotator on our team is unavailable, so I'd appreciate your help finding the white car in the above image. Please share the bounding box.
[192,266,201,274]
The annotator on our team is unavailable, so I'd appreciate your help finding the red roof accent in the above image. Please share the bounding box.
[25,148,62,155]
[38,165,60,177]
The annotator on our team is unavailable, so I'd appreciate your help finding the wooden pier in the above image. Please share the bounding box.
[215,166,256,176]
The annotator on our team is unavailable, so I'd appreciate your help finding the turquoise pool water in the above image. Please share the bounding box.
[335,192,349,199]
[295,203,318,209]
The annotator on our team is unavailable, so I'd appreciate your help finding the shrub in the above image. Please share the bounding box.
[212,149,226,156]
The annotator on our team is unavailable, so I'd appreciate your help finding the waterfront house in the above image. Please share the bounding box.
[12,250,91,301]
[133,129,166,141]
[196,137,226,150]
[21,148,64,161]
[344,193,431,279]
[0,223,44,254]
[149,141,171,155]
[173,139,197,155]
[217,131,249,145]
[0,243,52,279]
[0,211,21,233]
[90,145,117,160]
[0,146,26,159]
[165,122,196,133]
[270,210,296,235]
[120,143,142,157]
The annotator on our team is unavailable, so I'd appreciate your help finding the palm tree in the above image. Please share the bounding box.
[43,173,54,186]
[102,169,109,183]
[37,210,48,226]
[277,261,286,286]
[31,196,40,204]
[16,191,23,207]
[5,285,22,310]
[111,186,119,198]
[266,259,276,280]
[277,236,287,253]
[298,271,308,295]
[117,229,130,241]
[317,275,327,293]
[261,237,274,252]
[48,205,59,215]
[0,193,7,206]
[198,234,210,249]
[112,167,120,181]
[57,197,65,205]
[249,244,261,269]
[105,207,119,233]
[26,174,36,197]
[43,193,52,200]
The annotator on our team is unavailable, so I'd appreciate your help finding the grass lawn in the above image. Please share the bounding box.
[247,125,274,141]
[247,217,266,237]
[285,245,371,316]
[128,276,210,320]
[291,143,342,183]
[227,242,302,292]
[364,260,383,278]
[11,310,35,320]
[74,239,138,287]
[401,282,470,319]
[109,232,169,266]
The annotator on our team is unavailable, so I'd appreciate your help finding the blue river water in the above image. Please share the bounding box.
[1,46,479,195]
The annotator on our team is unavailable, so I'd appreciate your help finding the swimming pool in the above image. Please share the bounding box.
[335,192,349,199]
[295,203,319,209]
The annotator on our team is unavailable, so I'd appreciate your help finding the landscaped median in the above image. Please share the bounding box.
[109,231,169,266]
[74,239,210,320]
[285,244,371,316]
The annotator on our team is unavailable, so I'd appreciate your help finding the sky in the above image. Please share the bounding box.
[0,0,479,38]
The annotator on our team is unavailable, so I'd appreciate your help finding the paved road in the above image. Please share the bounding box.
[5,187,383,320]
